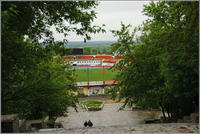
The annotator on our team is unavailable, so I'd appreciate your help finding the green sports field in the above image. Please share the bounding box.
[74,68,118,82]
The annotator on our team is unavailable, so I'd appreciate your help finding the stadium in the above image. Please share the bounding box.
[62,55,120,96]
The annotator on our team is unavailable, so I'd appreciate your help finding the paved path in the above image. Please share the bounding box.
[39,102,199,133]
[56,103,161,129]
[39,123,199,133]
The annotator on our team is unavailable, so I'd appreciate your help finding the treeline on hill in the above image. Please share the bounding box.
[65,41,115,55]
[109,1,199,121]
[2,1,104,120]
[83,46,112,55]
[42,42,112,55]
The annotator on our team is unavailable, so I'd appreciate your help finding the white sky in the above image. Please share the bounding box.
[54,1,150,42]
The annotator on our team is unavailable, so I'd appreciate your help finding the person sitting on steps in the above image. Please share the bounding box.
[87,120,93,127]
[84,121,88,127]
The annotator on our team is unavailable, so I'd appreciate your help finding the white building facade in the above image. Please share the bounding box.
[66,59,103,66]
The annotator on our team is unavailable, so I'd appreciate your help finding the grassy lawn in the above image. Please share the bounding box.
[80,100,103,108]
[74,68,118,82]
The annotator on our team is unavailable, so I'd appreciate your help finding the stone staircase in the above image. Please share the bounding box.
[37,123,199,133]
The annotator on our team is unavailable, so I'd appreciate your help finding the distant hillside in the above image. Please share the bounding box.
[65,41,116,48]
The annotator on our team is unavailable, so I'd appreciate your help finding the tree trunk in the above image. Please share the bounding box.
[48,111,53,120]
[159,102,166,120]
[165,103,171,118]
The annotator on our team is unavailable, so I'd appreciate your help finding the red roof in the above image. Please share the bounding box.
[63,56,72,59]
[77,56,93,59]
[103,58,118,63]
[63,55,119,59]
[96,55,112,59]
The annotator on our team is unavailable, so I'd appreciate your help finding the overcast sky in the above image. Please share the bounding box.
[54,1,150,42]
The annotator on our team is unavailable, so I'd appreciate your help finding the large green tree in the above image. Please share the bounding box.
[2,1,104,119]
[2,1,105,43]
[110,1,199,120]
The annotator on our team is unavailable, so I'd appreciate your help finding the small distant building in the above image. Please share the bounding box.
[102,58,119,66]
[77,80,118,96]
[69,59,102,66]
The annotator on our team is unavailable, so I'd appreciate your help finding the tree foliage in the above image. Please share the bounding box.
[2,1,105,43]
[110,1,199,120]
[2,1,103,119]
[45,41,73,56]
[83,47,92,55]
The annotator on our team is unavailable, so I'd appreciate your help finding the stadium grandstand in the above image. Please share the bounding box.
[62,55,120,66]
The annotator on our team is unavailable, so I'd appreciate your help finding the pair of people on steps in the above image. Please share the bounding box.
[84,120,93,127]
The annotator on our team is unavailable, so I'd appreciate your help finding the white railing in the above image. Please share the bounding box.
[76,80,117,87]
[76,81,103,86]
